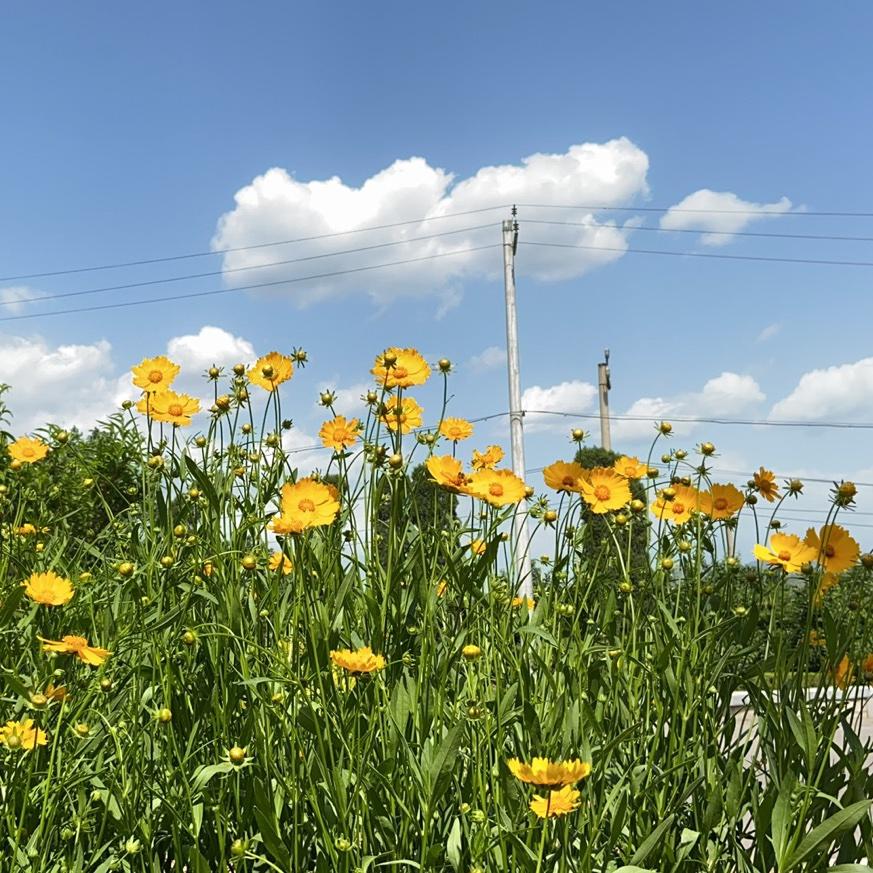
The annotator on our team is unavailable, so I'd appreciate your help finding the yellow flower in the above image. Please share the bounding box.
[579,468,631,514]
[8,437,49,464]
[753,467,780,502]
[543,461,589,494]
[131,356,180,393]
[381,396,423,434]
[247,352,294,392]
[436,579,448,597]
[512,596,536,611]
[426,455,470,494]
[471,445,504,470]
[470,539,488,556]
[466,469,528,507]
[613,456,648,480]
[272,478,340,534]
[141,391,201,427]
[23,571,74,606]
[530,786,581,819]
[16,523,38,536]
[372,347,430,389]
[699,484,744,520]
[753,532,819,573]
[330,646,386,674]
[508,757,592,788]
[650,484,701,525]
[44,683,68,702]
[268,551,293,575]
[834,655,854,689]
[39,635,111,666]
[0,718,47,752]
[804,524,860,573]
[439,417,474,442]
[319,416,361,451]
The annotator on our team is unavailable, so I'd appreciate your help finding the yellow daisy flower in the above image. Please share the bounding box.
[613,456,648,480]
[439,417,474,442]
[699,483,744,520]
[381,396,423,434]
[272,478,340,534]
[471,445,504,470]
[426,455,470,494]
[543,461,588,494]
[39,635,111,666]
[131,355,180,394]
[268,551,294,575]
[8,437,49,464]
[753,467,780,502]
[650,484,701,525]
[139,391,201,427]
[753,532,819,573]
[247,352,294,392]
[372,347,430,389]
[466,469,528,507]
[507,757,592,788]
[330,646,386,674]
[0,718,47,752]
[319,416,361,451]
[529,786,581,819]
[23,571,74,606]
[579,468,631,514]
[804,524,860,573]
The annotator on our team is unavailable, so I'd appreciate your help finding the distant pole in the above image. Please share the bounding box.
[502,208,533,597]
[598,349,612,451]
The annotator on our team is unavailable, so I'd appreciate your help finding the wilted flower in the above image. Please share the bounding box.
[753,467,780,502]
[529,786,581,818]
[471,445,504,470]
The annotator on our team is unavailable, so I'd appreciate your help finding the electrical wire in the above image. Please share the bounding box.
[0,206,509,283]
[523,218,873,244]
[0,245,500,323]
[0,222,497,309]
[520,239,873,269]
[517,203,873,218]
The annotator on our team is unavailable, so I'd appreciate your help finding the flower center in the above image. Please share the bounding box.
[392,366,408,379]
[168,404,184,417]
[298,499,316,513]
[562,475,576,487]
[594,485,611,501]
[778,550,792,562]
[148,370,164,383]
[672,502,686,515]
[714,498,728,510]
[489,483,504,497]
[825,545,836,558]
[22,447,35,457]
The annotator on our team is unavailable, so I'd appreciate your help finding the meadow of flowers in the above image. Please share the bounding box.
[2,346,873,872]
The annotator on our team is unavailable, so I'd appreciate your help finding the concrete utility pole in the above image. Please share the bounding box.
[598,349,612,451]
[502,209,533,597]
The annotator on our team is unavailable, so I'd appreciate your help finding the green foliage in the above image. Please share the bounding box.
[0,375,871,872]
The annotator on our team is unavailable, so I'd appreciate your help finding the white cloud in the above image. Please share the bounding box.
[659,189,793,246]
[0,286,43,314]
[770,357,873,422]
[468,346,507,371]
[167,325,255,372]
[757,322,781,342]
[0,335,127,433]
[521,379,597,430]
[281,426,327,476]
[612,372,765,442]
[211,138,650,308]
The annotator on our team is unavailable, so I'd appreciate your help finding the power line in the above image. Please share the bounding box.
[521,239,873,269]
[523,218,873,244]
[0,245,500,323]
[0,223,497,309]
[518,203,873,218]
[0,206,508,283]
[521,409,873,431]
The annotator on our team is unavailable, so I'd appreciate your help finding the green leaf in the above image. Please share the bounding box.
[614,867,657,873]
[191,762,234,792]
[446,817,462,870]
[629,814,675,866]
[425,721,464,806]
[783,800,872,871]
[828,866,873,872]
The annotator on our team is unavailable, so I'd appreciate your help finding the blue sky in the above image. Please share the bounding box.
[2,2,873,544]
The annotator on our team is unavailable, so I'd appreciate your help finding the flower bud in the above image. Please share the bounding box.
[661,557,674,571]
[228,745,247,765]
[700,441,715,456]
[674,449,687,460]
[241,554,257,571]
[462,644,482,660]
[232,363,246,377]
[118,562,135,578]
[543,510,558,524]
[659,421,673,434]
[208,366,220,380]
[571,428,585,442]
[156,708,172,724]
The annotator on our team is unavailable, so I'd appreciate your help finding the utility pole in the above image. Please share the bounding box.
[598,349,612,451]
[502,208,533,598]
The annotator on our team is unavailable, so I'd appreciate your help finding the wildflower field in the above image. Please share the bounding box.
[4,347,873,873]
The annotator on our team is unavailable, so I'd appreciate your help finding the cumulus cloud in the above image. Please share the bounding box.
[612,372,766,442]
[521,379,597,430]
[0,335,127,433]
[659,189,793,246]
[167,325,255,373]
[468,346,507,371]
[770,357,873,421]
[211,138,650,308]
